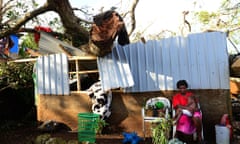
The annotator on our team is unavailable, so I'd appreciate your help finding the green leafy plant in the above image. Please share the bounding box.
[0,62,34,91]
[96,119,108,135]
[151,117,172,144]
[144,101,166,117]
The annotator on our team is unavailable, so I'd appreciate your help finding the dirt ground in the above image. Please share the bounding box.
[0,122,152,144]
[1,121,240,144]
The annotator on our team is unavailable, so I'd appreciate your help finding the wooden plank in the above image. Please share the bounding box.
[68,70,98,74]
[11,55,97,63]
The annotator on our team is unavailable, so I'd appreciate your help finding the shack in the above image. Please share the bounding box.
[36,31,231,143]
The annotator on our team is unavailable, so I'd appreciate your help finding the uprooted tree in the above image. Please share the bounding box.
[0,0,139,57]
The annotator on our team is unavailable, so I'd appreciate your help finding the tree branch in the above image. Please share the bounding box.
[126,0,138,36]
[0,0,140,56]
[0,2,52,38]
[0,84,12,92]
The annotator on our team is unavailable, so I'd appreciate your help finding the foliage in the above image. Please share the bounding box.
[2,0,39,29]
[34,134,79,144]
[194,0,240,46]
[0,62,34,91]
[48,17,65,33]
[1,0,64,33]
[18,33,39,58]
[20,34,38,50]
[96,119,109,135]
[151,117,172,144]
[196,11,217,24]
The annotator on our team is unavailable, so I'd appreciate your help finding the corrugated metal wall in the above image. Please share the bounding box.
[36,53,69,95]
[98,32,230,92]
[97,44,134,90]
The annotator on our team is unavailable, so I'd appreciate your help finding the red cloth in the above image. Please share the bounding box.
[34,26,52,44]
[172,92,193,109]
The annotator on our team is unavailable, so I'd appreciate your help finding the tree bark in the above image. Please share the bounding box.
[47,0,89,43]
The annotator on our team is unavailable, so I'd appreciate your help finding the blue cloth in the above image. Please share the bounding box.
[10,34,19,53]
[122,132,142,144]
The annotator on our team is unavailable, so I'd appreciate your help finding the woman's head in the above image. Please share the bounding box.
[176,80,188,94]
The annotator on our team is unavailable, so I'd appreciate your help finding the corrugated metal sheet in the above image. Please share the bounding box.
[36,53,69,95]
[39,32,88,56]
[98,32,230,92]
[97,44,134,90]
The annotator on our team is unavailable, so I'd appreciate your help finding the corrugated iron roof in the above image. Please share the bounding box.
[39,32,88,56]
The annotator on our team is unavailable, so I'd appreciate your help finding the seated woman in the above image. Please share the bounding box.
[172,80,202,143]
[173,94,198,123]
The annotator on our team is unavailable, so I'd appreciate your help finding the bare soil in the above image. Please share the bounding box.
[1,121,240,144]
[0,122,151,144]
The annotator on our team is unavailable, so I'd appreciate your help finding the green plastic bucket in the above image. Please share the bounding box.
[78,113,100,143]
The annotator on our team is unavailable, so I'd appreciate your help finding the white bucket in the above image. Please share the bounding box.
[215,125,230,144]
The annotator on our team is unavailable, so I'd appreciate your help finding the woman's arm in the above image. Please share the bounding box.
[177,104,190,110]
[177,100,195,112]
[173,93,195,112]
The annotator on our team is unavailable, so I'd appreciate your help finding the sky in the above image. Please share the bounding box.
[35,0,223,35]
[69,0,223,35]
[33,0,238,53]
